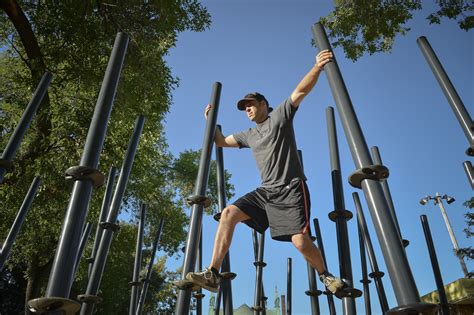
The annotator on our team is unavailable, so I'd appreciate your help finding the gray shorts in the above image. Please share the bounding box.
[232,178,311,242]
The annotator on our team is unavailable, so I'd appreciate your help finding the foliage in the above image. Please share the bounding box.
[457,197,474,262]
[0,0,234,312]
[320,0,473,61]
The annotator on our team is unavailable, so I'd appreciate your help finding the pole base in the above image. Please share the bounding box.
[27,297,80,314]
[386,302,439,315]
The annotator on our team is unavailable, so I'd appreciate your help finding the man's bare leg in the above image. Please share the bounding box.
[291,232,326,274]
[209,205,250,270]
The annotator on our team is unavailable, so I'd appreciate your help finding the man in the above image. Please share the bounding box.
[186,49,343,295]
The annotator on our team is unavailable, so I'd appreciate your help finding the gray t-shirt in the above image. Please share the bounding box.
[233,97,306,188]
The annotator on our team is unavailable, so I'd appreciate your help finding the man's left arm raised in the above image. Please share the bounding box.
[290,49,333,108]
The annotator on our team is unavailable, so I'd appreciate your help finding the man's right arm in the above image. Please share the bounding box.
[205,104,239,148]
[214,128,239,148]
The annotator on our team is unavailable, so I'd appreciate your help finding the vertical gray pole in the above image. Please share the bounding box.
[74,222,92,276]
[80,115,145,315]
[313,219,336,315]
[420,215,450,315]
[130,203,147,315]
[298,151,321,315]
[0,73,52,183]
[417,36,474,156]
[326,107,356,314]
[88,167,117,277]
[175,82,221,315]
[353,192,389,313]
[0,176,41,271]
[287,258,292,315]
[370,146,408,247]
[312,23,435,314]
[42,32,129,303]
[215,125,234,315]
[253,232,266,315]
[358,216,372,315]
[196,231,203,315]
[435,194,469,277]
[463,161,474,190]
[136,218,165,315]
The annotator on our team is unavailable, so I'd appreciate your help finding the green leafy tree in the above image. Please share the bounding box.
[458,197,474,262]
[0,0,233,312]
[320,0,473,61]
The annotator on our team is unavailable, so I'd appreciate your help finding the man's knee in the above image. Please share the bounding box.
[291,233,312,253]
[220,205,249,225]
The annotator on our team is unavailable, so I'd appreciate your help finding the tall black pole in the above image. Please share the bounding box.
[0,176,41,271]
[298,151,321,315]
[130,203,147,315]
[420,215,450,315]
[28,33,129,314]
[311,23,435,314]
[215,125,233,315]
[88,167,117,277]
[313,218,336,315]
[136,218,165,315]
[74,222,92,276]
[358,216,372,315]
[80,115,145,315]
[417,36,474,156]
[463,161,474,190]
[175,82,221,315]
[0,73,52,183]
[370,146,408,247]
[326,106,357,314]
[287,257,292,315]
[353,192,389,313]
[253,231,266,315]
[195,231,204,315]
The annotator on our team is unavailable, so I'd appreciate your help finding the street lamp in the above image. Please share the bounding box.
[419,193,469,278]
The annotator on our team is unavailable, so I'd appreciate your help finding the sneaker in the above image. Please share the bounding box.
[185,267,220,292]
[319,272,344,294]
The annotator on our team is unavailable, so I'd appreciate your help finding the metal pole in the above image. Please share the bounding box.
[370,146,407,247]
[0,73,52,183]
[195,232,203,315]
[420,215,450,315]
[313,218,336,315]
[41,32,129,306]
[88,167,117,277]
[287,258,292,315]
[136,218,165,315]
[358,217,372,315]
[0,176,41,271]
[298,151,321,315]
[353,192,389,313]
[214,289,222,315]
[130,203,147,315]
[435,194,469,277]
[311,23,434,314]
[74,223,92,276]
[81,115,145,315]
[175,82,221,315]
[253,232,266,315]
[215,125,233,315]
[281,295,286,315]
[463,161,474,190]
[417,36,474,156]
[325,106,356,314]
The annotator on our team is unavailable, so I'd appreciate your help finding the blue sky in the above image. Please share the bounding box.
[162,1,473,314]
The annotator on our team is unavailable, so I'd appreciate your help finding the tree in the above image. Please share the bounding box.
[320,0,473,61]
[457,197,474,263]
[0,0,233,311]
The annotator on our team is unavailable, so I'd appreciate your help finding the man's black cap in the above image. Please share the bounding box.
[237,92,273,112]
